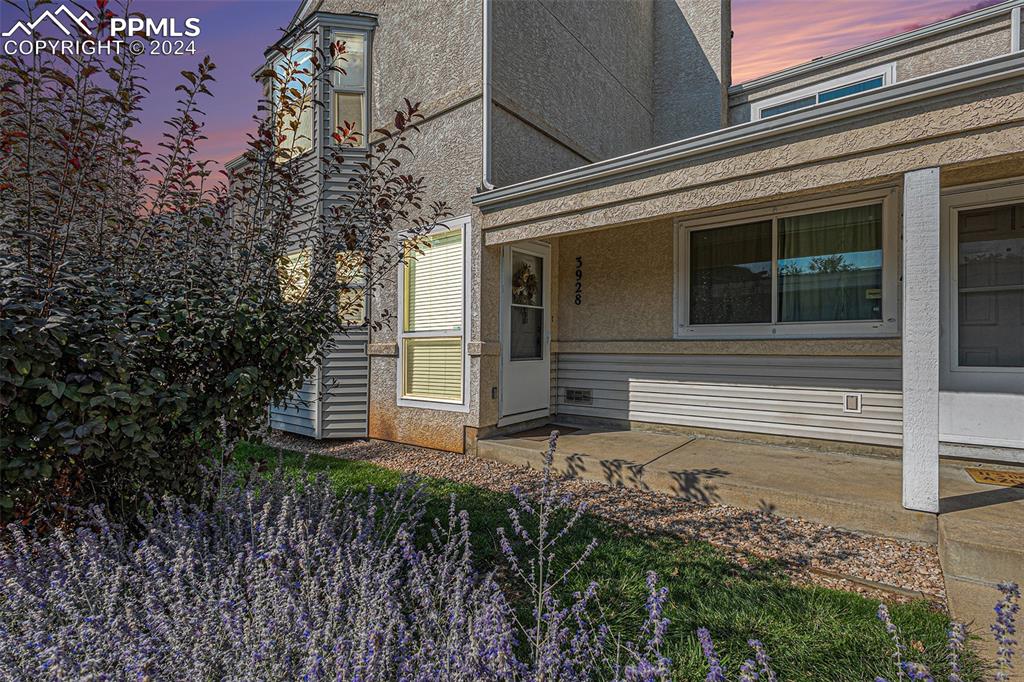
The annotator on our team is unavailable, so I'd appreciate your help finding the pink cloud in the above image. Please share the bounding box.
[899,0,1004,30]
[732,0,1002,83]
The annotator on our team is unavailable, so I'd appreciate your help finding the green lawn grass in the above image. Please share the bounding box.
[237,442,980,681]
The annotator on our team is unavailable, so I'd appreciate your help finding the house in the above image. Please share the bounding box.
[263,0,1024,515]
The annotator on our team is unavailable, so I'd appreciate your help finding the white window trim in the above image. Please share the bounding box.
[396,215,472,412]
[674,189,900,340]
[940,179,1024,388]
[753,63,896,120]
[329,27,371,150]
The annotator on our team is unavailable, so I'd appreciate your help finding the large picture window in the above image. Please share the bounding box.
[777,204,883,323]
[398,219,470,408]
[678,195,896,338]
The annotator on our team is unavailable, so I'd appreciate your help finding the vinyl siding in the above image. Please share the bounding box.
[321,329,369,438]
[553,353,903,446]
[270,376,318,437]
[264,21,375,440]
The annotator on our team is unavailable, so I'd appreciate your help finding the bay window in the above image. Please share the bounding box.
[331,30,368,143]
[337,251,367,327]
[398,218,470,409]
[677,194,896,338]
[274,35,315,159]
[278,250,311,302]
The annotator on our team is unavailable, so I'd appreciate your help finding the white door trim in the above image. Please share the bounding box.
[499,241,551,425]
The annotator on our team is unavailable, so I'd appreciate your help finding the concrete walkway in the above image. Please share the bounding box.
[477,425,1024,675]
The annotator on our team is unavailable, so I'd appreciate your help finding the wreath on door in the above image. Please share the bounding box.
[512,261,539,305]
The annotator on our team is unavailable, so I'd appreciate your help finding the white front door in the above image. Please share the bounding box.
[500,242,551,425]
[939,181,1024,454]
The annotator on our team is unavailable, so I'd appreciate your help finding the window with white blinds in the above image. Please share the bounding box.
[405,232,463,333]
[403,338,463,400]
[399,227,466,405]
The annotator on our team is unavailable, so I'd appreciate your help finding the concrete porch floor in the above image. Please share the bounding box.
[477,424,1024,665]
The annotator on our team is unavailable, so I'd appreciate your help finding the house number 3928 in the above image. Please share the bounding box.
[574,256,583,305]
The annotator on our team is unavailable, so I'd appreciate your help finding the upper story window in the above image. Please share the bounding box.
[274,35,315,159]
[675,191,899,338]
[331,30,369,145]
[754,63,895,120]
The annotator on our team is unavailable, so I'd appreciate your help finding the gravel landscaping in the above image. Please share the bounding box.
[266,433,946,607]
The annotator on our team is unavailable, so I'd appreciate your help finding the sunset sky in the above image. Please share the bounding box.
[731,0,1003,82]
[57,0,999,170]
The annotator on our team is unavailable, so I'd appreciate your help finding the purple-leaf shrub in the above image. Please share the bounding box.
[1,0,449,526]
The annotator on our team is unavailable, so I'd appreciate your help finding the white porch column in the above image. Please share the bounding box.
[902,168,941,513]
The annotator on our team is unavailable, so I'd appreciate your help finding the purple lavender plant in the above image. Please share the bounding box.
[877,603,909,680]
[871,584,1020,682]
[0,467,519,680]
[947,622,967,682]
[992,582,1020,682]
[495,431,675,680]
[748,639,777,682]
[497,430,603,678]
[697,627,727,682]
[618,572,673,682]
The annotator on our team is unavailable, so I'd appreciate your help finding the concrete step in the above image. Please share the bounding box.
[944,576,1024,682]
[940,514,1024,587]
[938,465,1024,587]
[477,432,938,543]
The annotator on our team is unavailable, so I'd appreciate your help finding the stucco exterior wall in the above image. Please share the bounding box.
[490,107,589,187]
[481,82,1024,243]
[556,220,675,340]
[654,0,731,143]
[490,0,655,184]
[302,0,487,452]
[490,0,731,182]
[729,14,1012,124]
[310,0,483,132]
[365,100,485,452]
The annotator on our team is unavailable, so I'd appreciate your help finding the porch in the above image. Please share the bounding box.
[477,424,1024,630]
[476,53,1024,517]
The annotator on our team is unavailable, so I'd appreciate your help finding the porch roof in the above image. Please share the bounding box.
[473,52,1024,245]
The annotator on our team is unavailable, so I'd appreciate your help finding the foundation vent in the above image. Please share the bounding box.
[565,388,593,405]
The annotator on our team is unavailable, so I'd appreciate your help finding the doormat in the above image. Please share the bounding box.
[966,468,1024,488]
